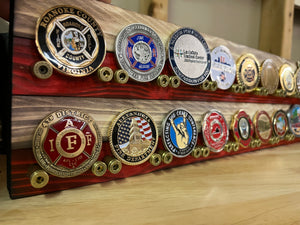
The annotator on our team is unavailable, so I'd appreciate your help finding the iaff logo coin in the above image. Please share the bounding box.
[36,5,106,76]
[231,110,254,148]
[115,23,165,82]
[32,109,102,178]
[109,109,158,165]
[168,27,211,85]
[202,110,229,152]
[162,109,198,157]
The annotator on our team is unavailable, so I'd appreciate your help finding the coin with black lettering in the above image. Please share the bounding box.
[109,109,158,165]
[162,109,198,157]
[253,110,272,143]
[231,110,254,148]
[279,64,296,96]
[32,109,102,178]
[202,110,229,152]
[36,5,106,77]
[272,110,288,139]
[236,54,260,92]
[168,27,211,85]
[287,104,300,137]
[260,59,279,95]
[115,23,165,82]
[210,45,236,90]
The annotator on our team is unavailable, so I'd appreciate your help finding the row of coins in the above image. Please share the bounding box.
[30,105,300,188]
[34,5,300,97]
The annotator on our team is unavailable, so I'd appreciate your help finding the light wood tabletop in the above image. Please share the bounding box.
[1,143,300,225]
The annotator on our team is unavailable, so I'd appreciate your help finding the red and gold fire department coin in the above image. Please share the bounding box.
[253,110,272,143]
[272,110,288,139]
[231,110,254,148]
[32,109,102,178]
[202,109,229,152]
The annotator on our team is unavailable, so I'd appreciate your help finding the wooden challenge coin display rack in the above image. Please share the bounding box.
[7,0,300,199]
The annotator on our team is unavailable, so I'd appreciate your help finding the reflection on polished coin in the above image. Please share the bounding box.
[109,109,158,165]
[272,110,288,139]
[279,64,296,96]
[168,27,211,85]
[236,53,260,92]
[295,67,300,93]
[231,110,254,148]
[115,23,165,82]
[32,109,102,178]
[287,104,300,137]
[202,109,229,152]
[210,45,236,90]
[260,59,279,95]
[253,110,272,143]
[162,108,198,157]
[36,5,106,77]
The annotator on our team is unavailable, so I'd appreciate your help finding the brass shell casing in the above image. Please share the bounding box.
[157,74,170,87]
[158,150,173,164]
[30,169,49,189]
[149,153,162,166]
[104,156,122,174]
[201,147,210,158]
[31,61,53,79]
[169,76,180,88]
[92,161,107,177]
[97,67,113,82]
[190,147,202,158]
[114,69,129,84]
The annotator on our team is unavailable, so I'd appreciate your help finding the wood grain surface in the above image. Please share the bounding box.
[2,143,300,224]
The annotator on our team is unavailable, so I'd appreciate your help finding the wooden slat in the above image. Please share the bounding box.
[259,0,295,59]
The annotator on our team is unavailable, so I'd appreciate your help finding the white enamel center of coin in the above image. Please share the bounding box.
[133,41,152,64]
[173,34,207,78]
[62,28,87,54]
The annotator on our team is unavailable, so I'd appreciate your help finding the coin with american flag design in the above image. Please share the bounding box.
[109,109,158,165]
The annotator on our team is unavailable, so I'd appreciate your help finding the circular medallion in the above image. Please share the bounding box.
[202,110,229,152]
[109,109,158,165]
[115,23,165,82]
[272,110,288,139]
[210,45,236,90]
[236,54,260,92]
[260,59,279,95]
[279,64,296,96]
[168,27,211,85]
[231,110,254,148]
[32,109,102,178]
[295,67,300,93]
[287,104,300,137]
[162,109,198,157]
[36,5,106,77]
[253,111,272,143]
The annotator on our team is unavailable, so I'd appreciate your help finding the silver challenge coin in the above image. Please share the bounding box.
[115,23,166,82]
[162,109,198,157]
[210,45,236,90]
[168,27,211,85]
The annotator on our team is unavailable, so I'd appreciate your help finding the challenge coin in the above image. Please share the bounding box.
[231,110,254,148]
[109,109,158,165]
[295,67,300,93]
[162,109,198,157]
[32,109,102,178]
[210,45,236,90]
[253,110,272,143]
[36,5,106,77]
[287,104,300,137]
[168,27,211,85]
[279,64,296,96]
[202,110,229,152]
[115,23,165,82]
[260,59,279,95]
[236,53,260,92]
[272,110,288,139]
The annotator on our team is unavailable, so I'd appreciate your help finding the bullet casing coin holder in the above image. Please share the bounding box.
[5,0,300,198]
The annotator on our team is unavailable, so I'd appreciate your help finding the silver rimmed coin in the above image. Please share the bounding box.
[202,109,229,152]
[109,109,158,165]
[272,110,288,139]
[32,109,102,178]
[36,5,106,77]
[162,108,198,157]
[168,27,211,85]
[115,23,165,82]
[210,45,236,90]
[287,104,300,137]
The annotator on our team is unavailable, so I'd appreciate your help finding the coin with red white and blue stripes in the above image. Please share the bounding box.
[109,109,158,165]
